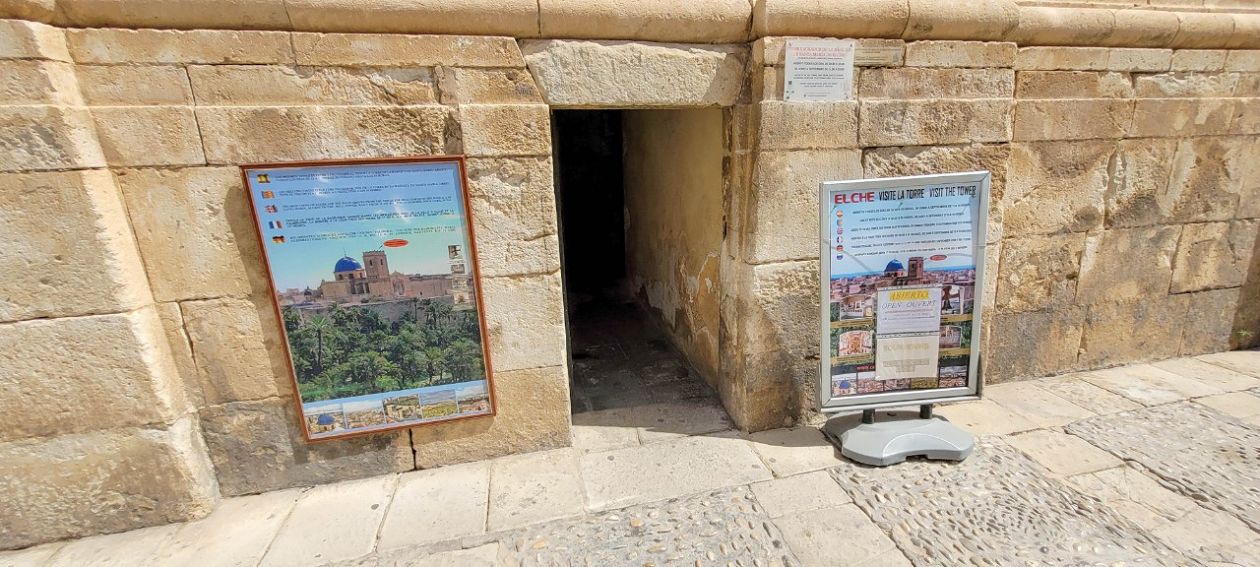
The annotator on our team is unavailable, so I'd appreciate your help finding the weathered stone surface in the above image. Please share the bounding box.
[1067,465,1200,533]
[996,233,1086,313]
[42,524,178,567]
[983,381,1095,428]
[292,32,523,67]
[114,167,262,302]
[859,99,1011,146]
[538,0,751,43]
[0,169,153,322]
[858,67,1014,99]
[746,426,838,477]
[903,40,1016,68]
[199,397,412,496]
[1131,98,1236,137]
[902,0,1019,41]
[1106,138,1174,228]
[479,272,566,371]
[1086,364,1220,407]
[464,157,560,277]
[1234,72,1260,96]
[1080,297,1189,366]
[862,143,1009,242]
[377,461,489,550]
[487,448,583,530]
[91,106,206,167]
[1034,373,1143,415]
[1151,357,1260,393]
[1015,47,1111,71]
[411,365,571,468]
[0,60,79,105]
[152,302,201,409]
[1013,98,1132,141]
[0,417,217,549]
[1170,49,1228,72]
[1014,71,1134,99]
[743,150,861,264]
[147,488,301,567]
[66,28,294,64]
[75,64,192,105]
[1008,429,1121,476]
[1004,141,1109,236]
[1171,220,1257,293]
[0,106,104,172]
[1076,226,1180,304]
[1225,50,1260,72]
[751,470,852,519]
[1164,137,1245,222]
[987,307,1084,380]
[1107,48,1172,72]
[522,40,745,107]
[777,503,903,566]
[436,67,541,104]
[1179,288,1241,356]
[458,103,549,157]
[0,307,188,442]
[196,105,448,164]
[1134,73,1238,98]
[258,474,396,567]
[181,298,281,406]
[1197,391,1260,420]
[188,65,438,106]
[0,18,69,61]
[756,101,858,150]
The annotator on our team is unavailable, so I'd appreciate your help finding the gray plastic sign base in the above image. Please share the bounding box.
[822,412,974,467]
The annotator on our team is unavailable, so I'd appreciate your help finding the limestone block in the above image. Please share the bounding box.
[1106,48,1172,72]
[479,271,567,372]
[521,40,745,107]
[1171,12,1237,49]
[0,0,55,21]
[0,417,217,549]
[199,397,412,496]
[742,149,862,264]
[1004,141,1110,236]
[0,60,80,105]
[754,37,907,68]
[0,18,69,61]
[903,0,1018,40]
[1014,71,1133,99]
[1012,99,1131,141]
[1239,138,1260,219]
[0,106,105,172]
[91,106,206,167]
[1015,47,1111,71]
[1106,10,1180,48]
[292,32,523,67]
[904,41,1016,68]
[539,0,750,43]
[66,28,294,64]
[1171,50,1228,72]
[1181,288,1241,355]
[154,301,201,408]
[464,157,561,277]
[115,167,262,302]
[757,101,858,150]
[1079,296,1189,367]
[1163,137,1245,222]
[859,99,1011,147]
[285,0,537,37]
[1130,98,1236,138]
[0,307,189,442]
[1106,138,1176,228]
[1076,226,1181,304]
[1133,73,1238,98]
[859,68,1014,99]
[188,65,438,106]
[986,307,1084,381]
[996,233,1086,313]
[1234,97,1260,135]
[76,64,193,105]
[196,105,448,164]
[751,0,910,38]
[751,65,784,101]
[739,260,819,362]
[0,169,152,322]
[1234,74,1260,97]
[180,298,283,406]
[1225,50,1260,72]
[1007,6,1113,48]
[458,104,550,157]
[1171,220,1258,293]
[54,0,291,30]
[437,67,541,104]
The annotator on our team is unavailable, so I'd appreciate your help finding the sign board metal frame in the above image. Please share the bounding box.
[817,171,991,413]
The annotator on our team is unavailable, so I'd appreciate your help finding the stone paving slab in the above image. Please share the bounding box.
[43,525,179,567]
[378,461,489,551]
[487,449,584,532]
[1067,402,1260,532]
[148,487,304,567]
[982,381,1096,428]
[259,474,397,567]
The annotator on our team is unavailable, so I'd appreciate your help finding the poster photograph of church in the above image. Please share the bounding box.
[243,157,495,440]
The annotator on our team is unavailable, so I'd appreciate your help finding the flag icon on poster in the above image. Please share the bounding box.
[262,191,275,199]
[272,236,286,243]
[265,205,278,213]
[269,220,283,229]
[257,174,270,183]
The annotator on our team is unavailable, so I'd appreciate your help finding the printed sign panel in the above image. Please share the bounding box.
[818,172,990,412]
[242,157,495,441]
[784,38,856,102]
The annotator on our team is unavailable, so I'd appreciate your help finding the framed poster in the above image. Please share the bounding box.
[818,172,990,412]
[242,156,495,441]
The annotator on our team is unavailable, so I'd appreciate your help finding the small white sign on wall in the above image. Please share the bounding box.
[784,38,856,102]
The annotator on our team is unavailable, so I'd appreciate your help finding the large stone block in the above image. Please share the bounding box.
[742,149,862,264]
[0,106,105,172]
[0,18,69,61]
[465,157,560,277]
[1225,50,1260,72]
[1171,220,1258,293]
[411,365,571,468]
[1004,141,1110,236]
[860,99,1011,147]
[1170,50,1228,72]
[903,41,1016,68]
[1181,288,1241,355]
[66,28,294,64]
[285,0,538,37]
[188,65,438,106]
[292,32,523,67]
[437,67,541,104]
[1105,48,1172,72]
[0,307,188,442]
[75,64,193,105]
[0,417,217,549]
[1012,99,1132,141]
[479,271,567,372]
[858,68,1014,99]
[1076,226,1181,305]
[91,106,206,167]
[902,0,1019,40]
[1130,98,1236,138]
[196,105,449,164]
[756,101,858,150]
[154,301,201,408]
[0,60,80,105]
[1105,138,1176,228]
[1234,96,1260,135]
[539,0,750,42]
[985,307,1084,382]
[1015,47,1111,71]
[996,233,1086,313]
[1238,137,1260,219]
[0,169,152,322]
[1134,73,1238,98]
[1014,71,1133,99]
[521,40,745,107]
[1163,137,1245,222]
[198,397,411,496]
[181,298,283,406]
[458,104,550,157]
[738,260,819,361]
[1079,297,1188,367]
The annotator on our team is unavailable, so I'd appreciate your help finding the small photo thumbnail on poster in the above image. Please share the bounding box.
[938,359,969,388]
[831,373,857,397]
[457,382,491,413]
[420,389,459,419]
[831,321,875,359]
[857,380,885,394]
[830,292,874,321]
[940,283,975,316]
[305,406,346,434]
[911,377,939,389]
[448,244,463,260]
[450,263,466,275]
[383,394,422,422]
[344,399,388,429]
[939,320,972,350]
